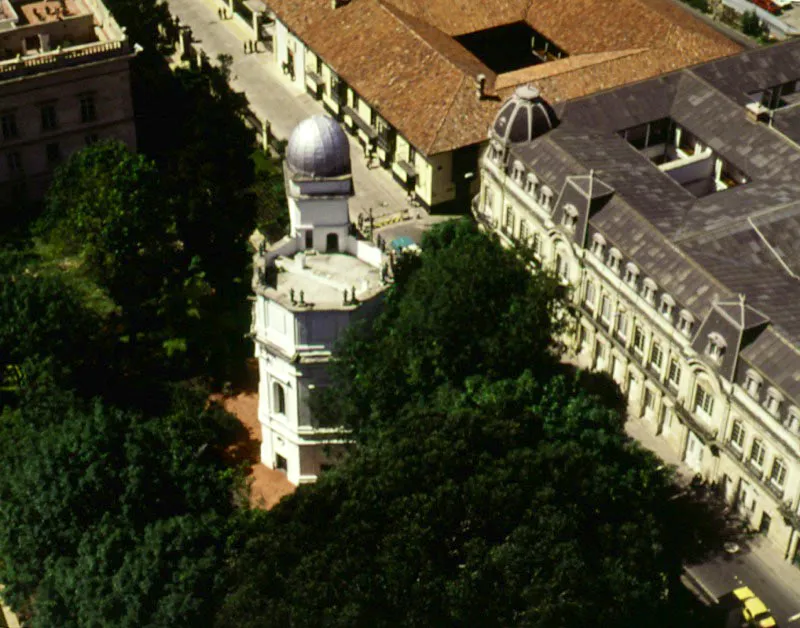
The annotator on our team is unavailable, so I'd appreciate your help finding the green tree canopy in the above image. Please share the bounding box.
[219,373,690,628]
[217,221,718,627]
[315,218,568,438]
[0,383,243,626]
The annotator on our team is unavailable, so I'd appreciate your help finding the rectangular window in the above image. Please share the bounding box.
[616,312,628,339]
[633,326,645,355]
[750,438,765,468]
[85,133,99,146]
[600,296,612,323]
[694,384,714,417]
[644,387,655,410]
[532,232,542,258]
[770,458,787,487]
[584,281,595,309]
[80,94,96,123]
[40,103,58,132]
[668,359,681,388]
[1,112,18,141]
[504,205,514,232]
[556,254,569,281]
[6,151,22,175]
[45,142,61,165]
[650,342,664,371]
[730,420,745,449]
[519,219,529,243]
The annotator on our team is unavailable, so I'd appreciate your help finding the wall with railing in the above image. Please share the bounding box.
[0,38,128,79]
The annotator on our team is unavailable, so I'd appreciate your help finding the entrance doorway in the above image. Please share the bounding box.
[759,512,772,536]
[684,431,704,472]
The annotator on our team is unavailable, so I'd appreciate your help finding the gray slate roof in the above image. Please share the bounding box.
[508,40,800,405]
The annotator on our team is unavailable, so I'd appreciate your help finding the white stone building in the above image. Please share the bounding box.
[475,41,800,564]
[251,115,388,484]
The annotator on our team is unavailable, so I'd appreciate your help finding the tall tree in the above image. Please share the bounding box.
[0,383,243,626]
[315,218,568,438]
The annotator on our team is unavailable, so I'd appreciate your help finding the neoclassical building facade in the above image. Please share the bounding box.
[475,41,800,563]
[0,0,137,206]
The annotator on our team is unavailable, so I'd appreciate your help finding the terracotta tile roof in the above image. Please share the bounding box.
[262,0,742,155]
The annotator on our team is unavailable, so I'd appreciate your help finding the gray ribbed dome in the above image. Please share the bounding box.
[286,115,351,178]
[491,84,558,145]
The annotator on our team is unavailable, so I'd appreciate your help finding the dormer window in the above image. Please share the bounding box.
[659,294,675,320]
[591,233,606,258]
[562,204,579,232]
[525,172,538,195]
[787,407,800,434]
[624,262,639,289]
[512,160,525,184]
[705,331,726,363]
[539,186,553,211]
[489,140,504,163]
[744,369,762,399]
[642,278,657,304]
[608,248,622,274]
[764,387,783,417]
[678,310,694,337]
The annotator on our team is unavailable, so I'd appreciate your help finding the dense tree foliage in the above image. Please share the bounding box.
[314,219,568,437]
[0,250,103,395]
[0,382,242,626]
[217,220,717,627]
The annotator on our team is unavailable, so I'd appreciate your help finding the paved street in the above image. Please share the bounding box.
[165,0,416,224]
[686,540,800,626]
[628,418,800,625]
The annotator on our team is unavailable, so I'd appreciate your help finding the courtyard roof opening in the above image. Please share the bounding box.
[455,22,567,74]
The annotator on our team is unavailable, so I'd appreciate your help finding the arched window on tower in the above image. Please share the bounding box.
[326,233,339,252]
[272,381,287,415]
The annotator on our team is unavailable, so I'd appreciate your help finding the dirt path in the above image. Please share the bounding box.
[214,391,296,509]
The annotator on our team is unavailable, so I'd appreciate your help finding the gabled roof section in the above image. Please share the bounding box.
[262,0,741,155]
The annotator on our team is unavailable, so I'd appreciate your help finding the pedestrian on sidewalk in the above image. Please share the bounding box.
[217,7,221,19]
[243,40,248,54]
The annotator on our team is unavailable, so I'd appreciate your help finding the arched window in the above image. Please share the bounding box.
[624,262,640,289]
[660,294,675,320]
[326,232,339,252]
[591,233,606,258]
[562,204,579,231]
[706,332,727,362]
[272,381,286,415]
[526,171,539,195]
[764,386,783,417]
[678,310,694,337]
[512,160,525,184]
[744,369,762,398]
[642,277,657,304]
[608,248,623,274]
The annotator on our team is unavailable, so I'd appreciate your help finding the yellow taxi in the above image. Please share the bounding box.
[733,587,777,628]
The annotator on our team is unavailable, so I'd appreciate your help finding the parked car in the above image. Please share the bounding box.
[733,587,778,628]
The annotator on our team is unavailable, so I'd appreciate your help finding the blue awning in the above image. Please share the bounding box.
[390,236,415,251]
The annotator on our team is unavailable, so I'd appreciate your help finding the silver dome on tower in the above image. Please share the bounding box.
[490,84,558,145]
[286,115,351,178]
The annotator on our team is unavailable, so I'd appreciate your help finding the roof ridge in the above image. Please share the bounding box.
[429,74,467,154]
[376,0,491,80]
[494,48,650,92]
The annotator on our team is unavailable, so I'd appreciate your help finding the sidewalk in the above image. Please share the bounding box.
[627,416,800,622]
[166,0,415,223]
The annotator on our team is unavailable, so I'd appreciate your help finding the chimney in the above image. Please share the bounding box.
[476,73,486,100]
[745,101,769,124]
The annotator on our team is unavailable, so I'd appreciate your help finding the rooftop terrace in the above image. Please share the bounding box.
[260,249,386,312]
